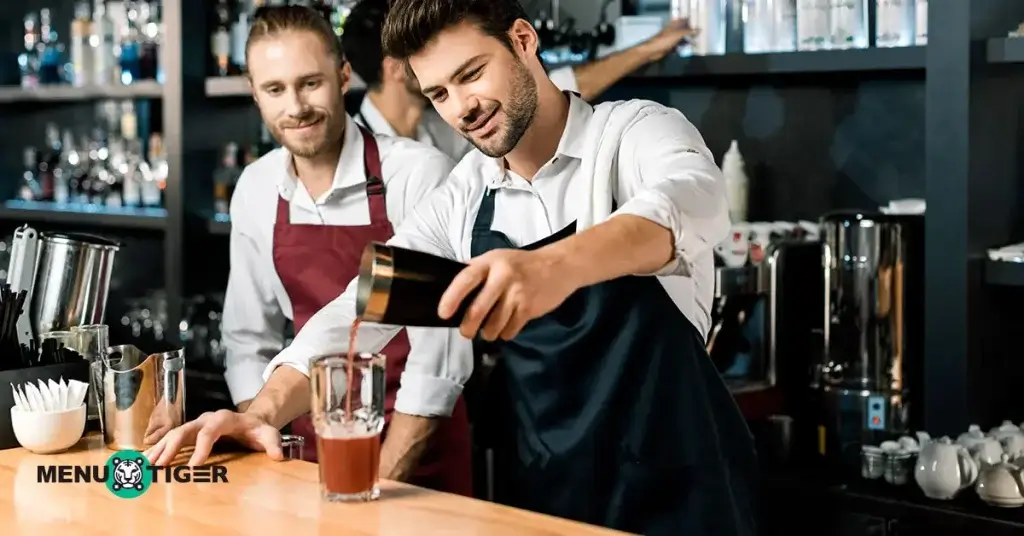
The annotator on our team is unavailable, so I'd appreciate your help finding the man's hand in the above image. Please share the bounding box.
[437,248,578,341]
[144,410,284,467]
[639,19,697,62]
[236,400,252,413]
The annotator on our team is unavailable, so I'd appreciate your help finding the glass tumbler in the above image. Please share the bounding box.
[70,324,110,422]
[310,353,386,502]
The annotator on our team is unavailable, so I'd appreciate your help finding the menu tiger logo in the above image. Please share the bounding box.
[36,450,229,499]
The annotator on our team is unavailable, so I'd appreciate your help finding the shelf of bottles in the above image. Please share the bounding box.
[605,0,929,78]
[8,100,169,229]
[5,2,164,102]
[205,122,281,234]
[205,0,365,96]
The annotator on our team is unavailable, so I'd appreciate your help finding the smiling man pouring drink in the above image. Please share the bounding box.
[148,0,758,533]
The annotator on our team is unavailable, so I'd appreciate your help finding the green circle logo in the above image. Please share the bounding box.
[105,450,152,499]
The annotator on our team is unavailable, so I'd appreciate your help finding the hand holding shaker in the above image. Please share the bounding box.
[356,242,481,326]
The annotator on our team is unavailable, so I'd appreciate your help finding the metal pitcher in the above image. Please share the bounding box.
[91,345,186,451]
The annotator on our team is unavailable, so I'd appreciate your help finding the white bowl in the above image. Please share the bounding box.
[10,404,87,454]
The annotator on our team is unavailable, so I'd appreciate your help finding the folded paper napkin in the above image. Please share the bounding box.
[10,378,88,412]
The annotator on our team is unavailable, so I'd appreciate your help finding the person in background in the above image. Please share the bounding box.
[341,0,693,161]
[206,5,474,496]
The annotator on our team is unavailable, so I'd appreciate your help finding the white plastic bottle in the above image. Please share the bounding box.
[797,0,831,51]
[744,0,773,54]
[773,0,799,52]
[722,140,749,224]
[672,0,727,56]
[830,0,868,49]
[876,0,915,47]
[914,0,927,44]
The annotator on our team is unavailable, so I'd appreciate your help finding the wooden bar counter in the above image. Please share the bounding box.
[0,434,629,535]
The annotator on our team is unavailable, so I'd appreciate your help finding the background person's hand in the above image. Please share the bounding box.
[144,410,284,467]
[641,19,698,62]
[438,248,578,341]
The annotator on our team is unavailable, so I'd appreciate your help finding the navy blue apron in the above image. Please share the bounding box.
[471,187,759,535]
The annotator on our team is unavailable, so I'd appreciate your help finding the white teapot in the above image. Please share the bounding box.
[970,436,1005,468]
[990,421,1024,443]
[956,424,988,451]
[914,436,978,500]
[975,453,1024,508]
[1004,434,1024,460]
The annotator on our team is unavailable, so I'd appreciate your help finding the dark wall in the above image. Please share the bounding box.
[601,75,925,220]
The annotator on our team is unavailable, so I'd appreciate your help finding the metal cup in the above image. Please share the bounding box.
[91,345,186,450]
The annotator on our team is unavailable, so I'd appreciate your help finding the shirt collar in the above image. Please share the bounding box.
[276,115,366,200]
[484,91,593,188]
[359,96,436,147]
[358,97,397,137]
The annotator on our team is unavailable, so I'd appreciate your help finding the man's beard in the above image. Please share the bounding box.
[463,61,538,158]
[268,99,344,157]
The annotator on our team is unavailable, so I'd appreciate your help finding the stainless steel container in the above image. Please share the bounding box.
[31,232,120,335]
[91,345,186,451]
[813,211,924,469]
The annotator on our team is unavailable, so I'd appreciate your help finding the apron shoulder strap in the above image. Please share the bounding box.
[275,191,290,224]
[357,125,388,226]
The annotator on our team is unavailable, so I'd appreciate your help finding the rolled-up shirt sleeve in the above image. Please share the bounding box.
[263,152,472,418]
[613,108,731,277]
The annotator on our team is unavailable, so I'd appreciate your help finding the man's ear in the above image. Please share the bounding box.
[339,60,353,93]
[382,56,404,82]
[508,18,540,60]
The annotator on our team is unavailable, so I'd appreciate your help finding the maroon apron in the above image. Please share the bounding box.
[271,125,473,497]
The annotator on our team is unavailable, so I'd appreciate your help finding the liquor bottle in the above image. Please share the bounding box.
[212,0,233,76]
[19,13,41,88]
[139,1,162,81]
[120,1,143,83]
[38,9,65,84]
[231,0,252,72]
[70,1,94,86]
[91,1,118,86]
[18,148,41,202]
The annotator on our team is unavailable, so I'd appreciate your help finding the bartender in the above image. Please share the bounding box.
[148,1,756,535]
[341,0,695,161]
[214,5,473,496]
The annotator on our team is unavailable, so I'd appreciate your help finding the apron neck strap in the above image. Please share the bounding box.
[357,125,389,226]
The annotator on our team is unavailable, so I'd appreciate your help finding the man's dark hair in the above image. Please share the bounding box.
[381,0,530,61]
[340,0,390,90]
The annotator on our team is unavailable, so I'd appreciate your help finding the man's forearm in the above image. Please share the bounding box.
[571,43,662,101]
[379,412,438,481]
[244,366,311,429]
[542,214,674,290]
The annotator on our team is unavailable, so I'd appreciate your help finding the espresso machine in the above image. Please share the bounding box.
[707,238,823,396]
[811,211,924,472]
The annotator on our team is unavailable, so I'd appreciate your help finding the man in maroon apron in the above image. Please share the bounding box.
[148,6,473,496]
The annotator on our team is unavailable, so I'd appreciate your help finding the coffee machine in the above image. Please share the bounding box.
[811,211,924,471]
[708,238,824,396]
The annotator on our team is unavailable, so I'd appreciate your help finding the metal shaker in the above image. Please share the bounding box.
[90,345,186,451]
[356,242,480,327]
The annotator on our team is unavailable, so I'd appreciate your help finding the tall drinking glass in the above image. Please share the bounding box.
[310,353,386,502]
[70,324,109,423]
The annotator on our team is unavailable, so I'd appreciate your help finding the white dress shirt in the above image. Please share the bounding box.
[221,114,459,406]
[264,93,731,418]
[355,66,580,163]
